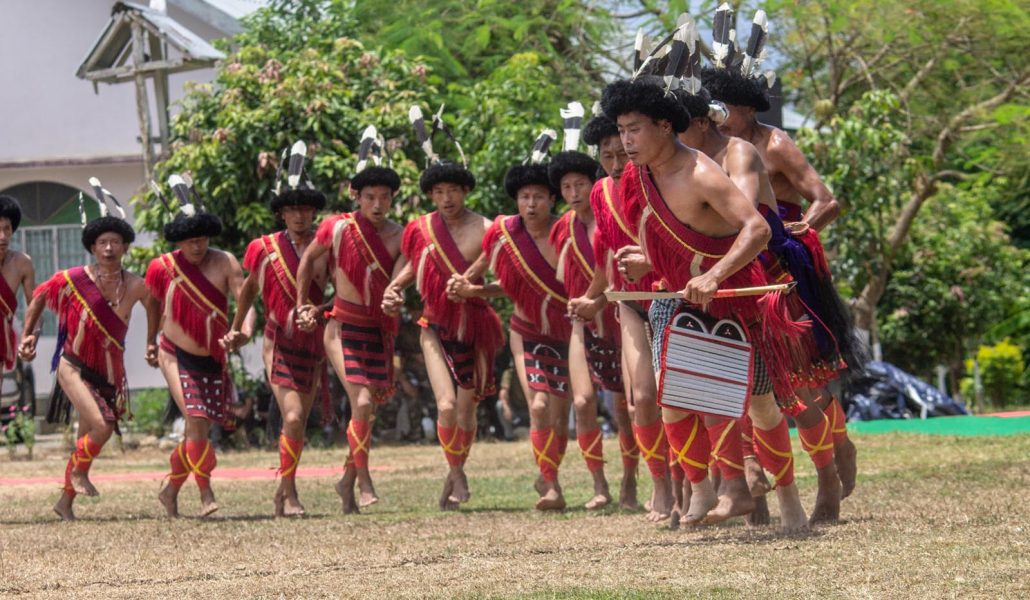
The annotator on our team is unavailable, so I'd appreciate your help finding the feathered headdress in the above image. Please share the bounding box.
[80,176,135,250]
[351,124,401,193]
[411,103,476,193]
[703,8,776,112]
[152,173,223,243]
[503,129,557,200]
[269,141,326,212]
[560,101,585,152]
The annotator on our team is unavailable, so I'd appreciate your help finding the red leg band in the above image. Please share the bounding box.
[530,427,560,482]
[168,442,190,489]
[279,434,304,480]
[664,414,710,484]
[827,397,849,445]
[706,417,745,480]
[72,434,104,474]
[577,428,605,474]
[62,455,77,498]
[459,427,475,465]
[633,418,669,479]
[438,424,464,468]
[752,417,795,488]
[618,430,639,471]
[347,419,371,470]
[798,411,835,470]
[185,440,216,491]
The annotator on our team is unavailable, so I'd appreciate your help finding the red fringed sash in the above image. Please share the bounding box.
[550,211,619,339]
[316,212,397,334]
[633,165,813,405]
[485,215,570,340]
[589,173,659,296]
[145,251,229,364]
[0,274,18,369]
[37,267,128,392]
[401,212,503,352]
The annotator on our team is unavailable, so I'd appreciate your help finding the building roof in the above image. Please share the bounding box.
[169,0,269,35]
[76,2,225,84]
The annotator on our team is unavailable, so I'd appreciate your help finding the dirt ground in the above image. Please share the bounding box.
[1,431,1028,599]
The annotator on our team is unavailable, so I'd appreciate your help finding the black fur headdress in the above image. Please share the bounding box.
[152,174,224,243]
[504,129,557,199]
[79,177,135,250]
[350,124,401,193]
[409,104,477,194]
[0,195,22,233]
[269,141,327,212]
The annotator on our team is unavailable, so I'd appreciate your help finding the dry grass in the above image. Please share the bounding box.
[1,431,1028,599]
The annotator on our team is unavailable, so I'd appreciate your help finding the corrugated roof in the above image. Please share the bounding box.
[76,2,225,82]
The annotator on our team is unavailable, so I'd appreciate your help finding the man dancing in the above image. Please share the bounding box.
[568,110,671,520]
[0,195,35,379]
[451,131,574,510]
[148,175,245,518]
[546,109,622,510]
[20,181,155,520]
[704,8,859,520]
[224,141,329,517]
[602,74,811,531]
[294,129,404,514]
[382,106,504,511]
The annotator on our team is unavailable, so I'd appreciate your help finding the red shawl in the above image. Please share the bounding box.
[314,212,397,334]
[36,267,128,391]
[401,211,503,351]
[589,172,660,295]
[0,275,18,369]
[550,211,618,339]
[145,250,229,364]
[484,214,571,340]
[633,164,811,405]
[243,230,326,351]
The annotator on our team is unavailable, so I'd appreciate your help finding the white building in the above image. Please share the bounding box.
[0,0,265,396]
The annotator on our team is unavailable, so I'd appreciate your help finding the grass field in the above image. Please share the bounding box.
[1,431,1028,599]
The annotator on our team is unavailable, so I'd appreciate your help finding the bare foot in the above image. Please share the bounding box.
[439,473,459,511]
[53,495,76,521]
[646,477,673,522]
[835,437,858,499]
[158,482,180,519]
[448,468,470,504]
[745,494,771,527]
[744,456,772,497]
[282,489,306,517]
[619,471,640,511]
[585,472,611,510]
[685,478,718,526]
[71,470,99,497]
[199,488,219,518]
[357,472,380,509]
[701,477,755,525]
[775,484,810,534]
[535,482,566,511]
[678,478,692,525]
[336,469,360,514]
[809,465,842,525]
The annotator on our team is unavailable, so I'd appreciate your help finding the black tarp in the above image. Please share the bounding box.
[842,361,969,421]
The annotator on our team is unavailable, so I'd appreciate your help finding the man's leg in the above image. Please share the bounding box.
[699,415,755,525]
[273,382,318,516]
[749,392,809,533]
[183,415,217,517]
[451,385,479,504]
[569,322,610,509]
[663,408,714,526]
[420,327,465,511]
[821,393,857,498]
[53,361,115,520]
[794,388,842,524]
[324,320,361,513]
[619,304,671,522]
[614,353,639,510]
[157,346,191,518]
[510,329,565,511]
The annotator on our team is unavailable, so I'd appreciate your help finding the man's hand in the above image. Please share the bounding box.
[784,221,811,236]
[17,335,37,362]
[145,342,159,368]
[568,294,605,322]
[382,286,404,316]
[221,329,248,353]
[295,304,320,332]
[614,245,652,283]
[446,274,476,302]
[682,272,719,307]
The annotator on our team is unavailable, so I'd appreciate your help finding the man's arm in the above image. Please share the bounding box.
[449,252,504,300]
[144,289,161,367]
[768,131,839,231]
[683,158,771,305]
[17,293,47,361]
[569,263,609,321]
[19,255,35,307]
[382,257,414,316]
[296,240,330,309]
[225,268,260,350]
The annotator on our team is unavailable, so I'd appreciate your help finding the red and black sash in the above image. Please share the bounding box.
[0,274,18,368]
[146,250,229,363]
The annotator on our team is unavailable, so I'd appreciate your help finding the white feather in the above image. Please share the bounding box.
[560,101,585,151]
[288,141,307,187]
[408,105,423,123]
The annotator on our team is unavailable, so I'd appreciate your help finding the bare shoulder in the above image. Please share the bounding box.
[726,138,764,170]
[211,248,241,268]
[383,219,405,236]
[469,211,493,230]
[764,125,803,160]
[9,250,33,270]
[124,270,146,291]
